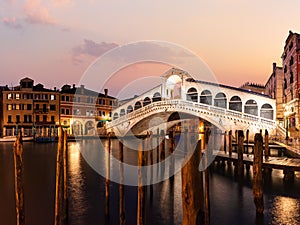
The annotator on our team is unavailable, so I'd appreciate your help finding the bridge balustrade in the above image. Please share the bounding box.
[107,99,276,129]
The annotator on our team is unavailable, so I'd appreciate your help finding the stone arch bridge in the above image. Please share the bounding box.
[106,68,276,139]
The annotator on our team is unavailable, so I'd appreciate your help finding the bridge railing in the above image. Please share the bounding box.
[107,99,276,128]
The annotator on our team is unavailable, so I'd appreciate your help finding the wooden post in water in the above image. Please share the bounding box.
[54,127,63,225]
[63,130,68,222]
[224,131,227,154]
[237,130,244,177]
[181,139,204,225]
[264,130,269,160]
[137,141,146,225]
[13,132,25,225]
[105,132,111,219]
[229,130,232,157]
[156,128,160,163]
[246,129,249,155]
[119,140,125,225]
[160,130,165,161]
[253,133,264,215]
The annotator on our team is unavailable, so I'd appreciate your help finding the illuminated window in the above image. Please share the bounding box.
[7,93,12,100]
[15,104,20,110]
[7,104,12,110]
[15,93,20,100]
[50,94,55,100]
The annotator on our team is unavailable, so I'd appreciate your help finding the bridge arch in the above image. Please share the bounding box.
[166,75,181,99]
[113,112,119,120]
[260,103,274,120]
[152,92,161,102]
[186,87,198,102]
[229,96,242,112]
[214,92,227,108]
[120,109,126,117]
[134,101,142,110]
[127,105,133,114]
[244,99,258,116]
[200,90,212,105]
[143,97,151,106]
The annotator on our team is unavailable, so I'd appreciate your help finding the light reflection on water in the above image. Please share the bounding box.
[0,140,300,225]
[271,196,300,225]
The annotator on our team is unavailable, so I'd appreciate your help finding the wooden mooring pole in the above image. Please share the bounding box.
[137,141,146,225]
[264,130,269,161]
[54,127,64,225]
[119,140,125,225]
[228,130,232,157]
[237,130,244,177]
[224,131,227,154]
[63,130,68,222]
[105,132,111,219]
[181,139,204,225]
[14,132,25,225]
[253,133,264,215]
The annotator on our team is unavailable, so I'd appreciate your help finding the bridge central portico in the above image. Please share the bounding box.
[106,68,276,138]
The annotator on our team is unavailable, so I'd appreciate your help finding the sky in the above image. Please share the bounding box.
[1,0,300,98]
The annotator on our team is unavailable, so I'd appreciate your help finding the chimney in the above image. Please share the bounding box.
[54,87,56,91]
[104,88,108,97]
[80,84,84,94]
[273,62,276,71]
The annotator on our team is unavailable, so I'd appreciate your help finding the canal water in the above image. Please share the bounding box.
[0,139,300,225]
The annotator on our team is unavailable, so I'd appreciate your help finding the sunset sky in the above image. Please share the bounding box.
[1,0,300,97]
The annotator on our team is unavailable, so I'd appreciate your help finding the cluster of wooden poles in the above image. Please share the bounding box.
[12,127,68,225]
[12,127,265,225]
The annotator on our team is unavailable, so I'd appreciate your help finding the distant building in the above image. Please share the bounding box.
[282,30,300,132]
[1,77,60,137]
[60,84,117,135]
[265,63,284,126]
[240,82,265,95]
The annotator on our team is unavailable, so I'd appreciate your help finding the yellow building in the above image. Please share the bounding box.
[1,77,60,137]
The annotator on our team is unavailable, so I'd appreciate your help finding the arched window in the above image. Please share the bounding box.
[229,96,242,112]
[186,87,198,102]
[260,104,273,120]
[120,109,125,117]
[200,90,212,105]
[113,112,119,120]
[143,97,151,106]
[134,101,142,110]
[214,92,227,108]
[152,92,161,102]
[244,99,258,116]
[127,105,133,114]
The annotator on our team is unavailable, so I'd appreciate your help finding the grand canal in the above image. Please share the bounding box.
[0,139,300,225]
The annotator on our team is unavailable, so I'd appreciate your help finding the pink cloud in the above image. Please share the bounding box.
[51,0,71,7]
[2,17,22,29]
[23,0,56,25]
[72,39,118,64]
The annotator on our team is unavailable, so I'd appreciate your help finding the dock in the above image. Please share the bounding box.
[214,151,300,181]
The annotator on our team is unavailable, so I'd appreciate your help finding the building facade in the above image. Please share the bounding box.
[2,78,60,137]
[282,31,300,133]
[60,84,117,136]
[265,63,284,127]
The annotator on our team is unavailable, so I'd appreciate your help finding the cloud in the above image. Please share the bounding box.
[2,17,22,29]
[72,39,118,64]
[51,0,71,7]
[23,0,56,25]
